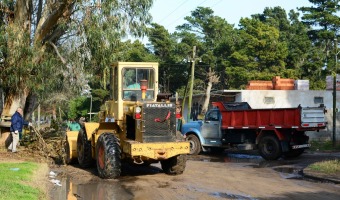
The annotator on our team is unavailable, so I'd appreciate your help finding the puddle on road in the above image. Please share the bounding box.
[188,153,263,164]
[187,185,257,200]
[189,152,307,181]
[50,176,133,200]
[209,192,258,200]
[273,167,303,179]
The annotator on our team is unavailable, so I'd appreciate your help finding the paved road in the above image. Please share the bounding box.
[50,151,340,200]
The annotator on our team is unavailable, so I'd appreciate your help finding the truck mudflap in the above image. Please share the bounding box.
[122,141,190,159]
[292,144,311,149]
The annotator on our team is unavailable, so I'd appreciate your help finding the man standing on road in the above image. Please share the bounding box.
[8,107,31,153]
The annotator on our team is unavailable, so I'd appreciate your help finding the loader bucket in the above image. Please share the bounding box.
[65,131,79,163]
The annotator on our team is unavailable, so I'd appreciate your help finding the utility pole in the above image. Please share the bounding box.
[333,38,338,148]
[187,46,197,122]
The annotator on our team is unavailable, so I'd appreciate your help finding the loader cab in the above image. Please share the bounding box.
[121,68,155,101]
[106,62,159,129]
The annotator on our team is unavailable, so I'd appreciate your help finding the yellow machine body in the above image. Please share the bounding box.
[66,62,189,177]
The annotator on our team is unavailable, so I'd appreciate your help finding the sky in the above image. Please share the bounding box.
[149,0,313,33]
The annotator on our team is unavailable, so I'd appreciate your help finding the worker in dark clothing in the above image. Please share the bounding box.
[8,107,31,153]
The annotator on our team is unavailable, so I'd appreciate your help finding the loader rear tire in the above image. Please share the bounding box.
[258,135,282,160]
[77,128,93,168]
[161,154,187,175]
[96,133,121,179]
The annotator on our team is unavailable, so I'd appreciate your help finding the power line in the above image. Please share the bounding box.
[166,0,209,28]
[211,0,223,9]
[157,0,189,24]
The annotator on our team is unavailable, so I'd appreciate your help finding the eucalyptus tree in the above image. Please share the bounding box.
[0,0,153,118]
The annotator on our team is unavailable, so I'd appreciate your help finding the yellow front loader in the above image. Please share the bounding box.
[64,62,189,179]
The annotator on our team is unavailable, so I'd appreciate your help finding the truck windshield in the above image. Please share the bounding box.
[122,68,155,101]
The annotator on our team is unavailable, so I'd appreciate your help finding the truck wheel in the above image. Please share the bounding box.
[77,128,93,168]
[284,149,305,158]
[258,135,282,160]
[187,134,201,155]
[96,133,121,179]
[161,154,187,175]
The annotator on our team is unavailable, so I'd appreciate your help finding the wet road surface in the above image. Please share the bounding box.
[49,150,340,200]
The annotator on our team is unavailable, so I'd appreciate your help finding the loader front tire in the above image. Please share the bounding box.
[96,133,121,179]
[161,154,187,175]
[77,128,93,168]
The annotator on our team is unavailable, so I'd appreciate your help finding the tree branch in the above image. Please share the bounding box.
[48,41,66,64]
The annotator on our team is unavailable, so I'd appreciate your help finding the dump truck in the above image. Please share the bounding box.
[64,62,189,179]
[181,101,327,160]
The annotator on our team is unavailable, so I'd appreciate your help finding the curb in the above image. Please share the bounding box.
[303,168,340,184]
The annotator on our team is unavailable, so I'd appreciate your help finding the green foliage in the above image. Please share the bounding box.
[0,162,43,200]
[299,0,340,40]
[68,96,90,120]
[148,23,190,92]
[2,1,340,116]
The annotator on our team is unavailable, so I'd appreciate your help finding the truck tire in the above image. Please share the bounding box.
[161,154,187,175]
[77,128,93,168]
[187,134,201,155]
[96,133,121,179]
[258,135,282,160]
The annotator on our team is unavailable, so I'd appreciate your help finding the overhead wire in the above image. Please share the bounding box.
[157,0,189,24]
[166,0,209,28]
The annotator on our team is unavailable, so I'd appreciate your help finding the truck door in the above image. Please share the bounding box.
[201,110,221,144]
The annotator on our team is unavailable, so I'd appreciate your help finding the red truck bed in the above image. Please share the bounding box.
[212,102,326,130]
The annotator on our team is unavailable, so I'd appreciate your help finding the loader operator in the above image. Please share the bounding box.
[67,119,81,131]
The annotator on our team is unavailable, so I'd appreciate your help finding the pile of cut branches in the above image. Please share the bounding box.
[22,126,67,164]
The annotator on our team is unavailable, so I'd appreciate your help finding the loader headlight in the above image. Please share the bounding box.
[135,106,141,113]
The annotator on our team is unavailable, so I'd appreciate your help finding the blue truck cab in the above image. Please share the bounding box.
[181,108,223,155]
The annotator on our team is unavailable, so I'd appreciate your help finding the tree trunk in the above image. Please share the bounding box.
[5,0,32,113]
[202,81,212,114]
[201,67,220,115]
[24,93,39,121]
[0,88,3,116]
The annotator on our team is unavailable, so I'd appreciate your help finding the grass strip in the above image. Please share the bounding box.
[308,159,340,175]
[0,162,43,200]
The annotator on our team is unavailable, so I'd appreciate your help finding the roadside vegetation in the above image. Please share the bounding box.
[309,140,340,151]
[308,140,340,176]
[0,162,47,200]
[308,159,340,175]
